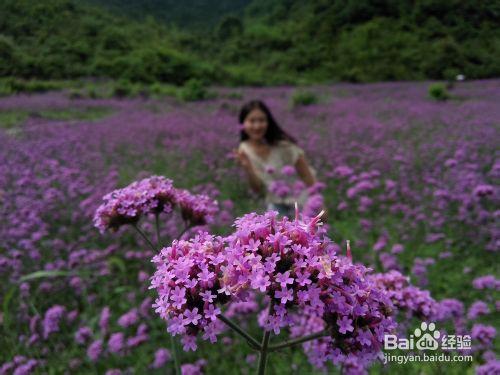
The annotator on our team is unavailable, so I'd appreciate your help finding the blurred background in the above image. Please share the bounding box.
[1,0,499,93]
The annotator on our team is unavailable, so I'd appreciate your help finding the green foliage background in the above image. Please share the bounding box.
[0,0,499,85]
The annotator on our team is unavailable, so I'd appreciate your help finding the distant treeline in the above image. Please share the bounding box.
[0,0,499,85]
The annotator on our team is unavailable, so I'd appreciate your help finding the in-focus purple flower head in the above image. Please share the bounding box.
[151,208,398,367]
[225,210,398,365]
[150,232,228,351]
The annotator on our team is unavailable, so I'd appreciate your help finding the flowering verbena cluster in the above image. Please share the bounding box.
[266,165,325,217]
[150,210,397,366]
[302,182,327,219]
[288,312,379,373]
[287,271,439,372]
[369,270,438,320]
[150,232,228,351]
[267,165,306,199]
[471,324,497,351]
[472,275,500,290]
[93,176,218,232]
[176,189,219,226]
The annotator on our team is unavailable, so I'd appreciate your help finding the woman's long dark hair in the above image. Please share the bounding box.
[239,100,297,145]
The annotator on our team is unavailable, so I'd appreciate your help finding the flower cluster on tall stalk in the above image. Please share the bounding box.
[150,203,401,373]
[93,175,218,235]
[266,165,326,219]
[93,176,220,375]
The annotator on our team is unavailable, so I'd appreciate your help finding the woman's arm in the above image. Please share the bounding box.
[295,155,316,187]
[295,154,328,221]
[235,149,265,195]
[244,163,265,195]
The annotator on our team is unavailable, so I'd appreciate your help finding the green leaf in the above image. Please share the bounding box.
[19,270,71,282]
[2,285,16,329]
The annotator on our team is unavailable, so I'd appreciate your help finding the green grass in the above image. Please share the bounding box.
[0,107,115,130]
[38,107,115,121]
[290,90,318,108]
[0,110,29,130]
[0,78,75,97]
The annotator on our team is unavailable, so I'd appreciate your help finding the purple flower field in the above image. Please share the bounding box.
[1,80,499,374]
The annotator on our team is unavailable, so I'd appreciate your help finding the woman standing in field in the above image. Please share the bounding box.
[234,100,320,218]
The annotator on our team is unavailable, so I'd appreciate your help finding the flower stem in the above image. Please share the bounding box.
[218,314,261,350]
[170,334,181,375]
[168,220,184,375]
[155,213,162,248]
[132,222,180,375]
[132,224,156,252]
[257,328,272,374]
[268,330,329,352]
[257,300,274,375]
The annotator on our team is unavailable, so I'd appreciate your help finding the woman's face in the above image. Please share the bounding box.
[243,108,268,142]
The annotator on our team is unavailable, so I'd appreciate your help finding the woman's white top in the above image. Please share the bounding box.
[238,140,315,205]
